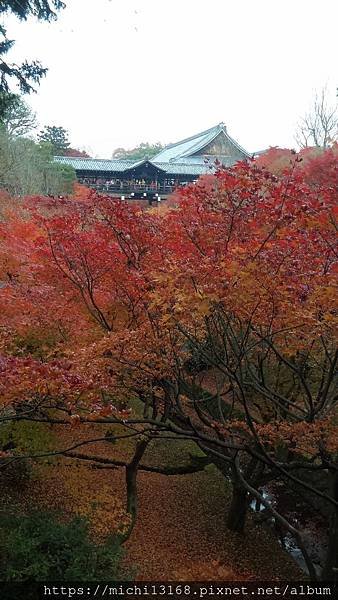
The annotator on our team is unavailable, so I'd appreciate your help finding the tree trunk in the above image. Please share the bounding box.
[126,464,138,524]
[226,459,261,533]
[124,438,150,540]
[227,484,248,533]
[321,470,338,581]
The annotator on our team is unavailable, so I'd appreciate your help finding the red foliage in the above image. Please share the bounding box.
[0,162,336,455]
[255,145,338,189]
[63,148,91,158]
[1,164,337,580]
[300,143,338,188]
[255,147,295,174]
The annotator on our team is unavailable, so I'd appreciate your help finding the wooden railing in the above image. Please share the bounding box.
[80,183,177,196]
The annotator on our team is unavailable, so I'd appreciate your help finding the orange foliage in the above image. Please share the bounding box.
[0,162,337,464]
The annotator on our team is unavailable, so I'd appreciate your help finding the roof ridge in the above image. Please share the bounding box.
[180,127,222,158]
[223,131,251,157]
[160,123,220,151]
[153,160,205,166]
[180,127,250,159]
[54,156,136,163]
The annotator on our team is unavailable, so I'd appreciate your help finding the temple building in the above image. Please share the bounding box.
[54,123,251,200]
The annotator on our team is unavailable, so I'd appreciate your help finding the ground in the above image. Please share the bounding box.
[0,419,303,581]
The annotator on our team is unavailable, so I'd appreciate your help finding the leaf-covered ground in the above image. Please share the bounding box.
[123,467,303,580]
[1,420,303,581]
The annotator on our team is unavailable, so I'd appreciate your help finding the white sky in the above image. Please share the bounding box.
[3,0,338,157]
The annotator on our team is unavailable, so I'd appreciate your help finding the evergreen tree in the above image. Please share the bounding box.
[38,125,70,154]
[0,93,37,137]
[0,1,65,101]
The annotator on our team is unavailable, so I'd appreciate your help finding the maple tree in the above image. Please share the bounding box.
[0,160,337,580]
[63,148,91,158]
[255,144,338,189]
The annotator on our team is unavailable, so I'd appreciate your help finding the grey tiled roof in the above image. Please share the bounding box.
[155,162,211,175]
[54,156,226,176]
[54,124,250,177]
[152,122,250,162]
[152,125,220,163]
[54,156,135,172]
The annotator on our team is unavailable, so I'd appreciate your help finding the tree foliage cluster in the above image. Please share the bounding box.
[112,142,165,161]
[0,152,337,580]
[0,511,124,581]
[37,125,90,157]
[0,96,76,196]
[38,125,70,153]
[0,93,37,137]
[0,126,75,196]
[255,144,338,189]
[0,1,65,99]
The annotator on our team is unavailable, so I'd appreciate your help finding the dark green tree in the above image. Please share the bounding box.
[0,511,124,581]
[38,125,70,154]
[0,91,17,122]
[0,1,65,100]
[0,92,37,137]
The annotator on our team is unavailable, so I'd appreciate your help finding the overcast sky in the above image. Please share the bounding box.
[4,0,337,157]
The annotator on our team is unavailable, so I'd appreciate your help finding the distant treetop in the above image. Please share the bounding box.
[38,125,90,158]
[295,87,338,150]
[112,142,165,161]
[63,148,91,158]
[38,125,70,154]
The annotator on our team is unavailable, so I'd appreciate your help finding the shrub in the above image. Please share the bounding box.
[0,511,126,581]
